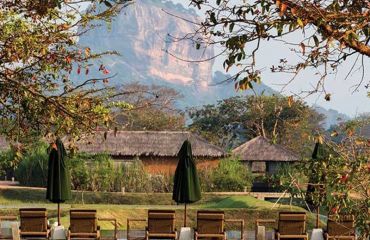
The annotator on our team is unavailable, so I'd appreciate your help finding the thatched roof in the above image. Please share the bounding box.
[77,131,226,158]
[232,136,298,162]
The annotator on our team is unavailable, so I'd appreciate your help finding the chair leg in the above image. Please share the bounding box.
[276,232,280,240]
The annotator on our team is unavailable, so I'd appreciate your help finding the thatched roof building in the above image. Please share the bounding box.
[232,136,298,162]
[77,131,225,158]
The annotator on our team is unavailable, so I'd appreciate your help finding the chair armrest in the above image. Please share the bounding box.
[225,219,244,240]
[127,219,146,240]
[0,216,17,221]
[98,218,117,240]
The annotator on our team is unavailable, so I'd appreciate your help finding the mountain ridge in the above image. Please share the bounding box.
[76,0,351,126]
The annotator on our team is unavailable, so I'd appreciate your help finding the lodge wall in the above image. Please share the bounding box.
[111,156,220,175]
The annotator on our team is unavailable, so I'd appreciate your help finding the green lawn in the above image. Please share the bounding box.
[0,188,319,230]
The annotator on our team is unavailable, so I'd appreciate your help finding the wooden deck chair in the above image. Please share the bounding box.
[19,208,50,239]
[194,211,226,240]
[275,212,308,240]
[68,209,100,240]
[324,215,355,240]
[145,210,177,240]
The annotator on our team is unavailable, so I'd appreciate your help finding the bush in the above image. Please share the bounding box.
[0,150,16,179]
[150,174,173,193]
[121,159,152,192]
[15,142,49,187]
[68,154,89,191]
[69,153,119,192]
[199,157,253,192]
[211,158,253,191]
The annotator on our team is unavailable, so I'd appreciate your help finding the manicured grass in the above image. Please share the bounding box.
[0,188,319,231]
[0,188,225,205]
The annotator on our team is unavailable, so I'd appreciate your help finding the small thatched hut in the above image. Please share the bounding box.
[232,136,299,175]
[77,131,226,175]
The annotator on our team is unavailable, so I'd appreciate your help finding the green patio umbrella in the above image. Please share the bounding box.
[46,138,71,226]
[305,140,327,228]
[172,140,201,227]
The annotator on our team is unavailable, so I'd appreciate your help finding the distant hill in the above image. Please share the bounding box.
[313,105,350,129]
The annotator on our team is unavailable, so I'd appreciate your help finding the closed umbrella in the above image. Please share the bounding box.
[172,140,201,227]
[305,141,326,228]
[46,138,71,226]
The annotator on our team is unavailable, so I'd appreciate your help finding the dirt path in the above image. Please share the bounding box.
[0,181,44,190]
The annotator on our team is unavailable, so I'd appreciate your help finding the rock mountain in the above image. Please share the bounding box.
[77,0,276,108]
[77,0,349,126]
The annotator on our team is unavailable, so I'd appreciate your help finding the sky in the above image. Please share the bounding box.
[170,0,370,117]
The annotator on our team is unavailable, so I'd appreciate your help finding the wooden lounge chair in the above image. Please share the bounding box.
[19,208,50,239]
[194,210,244,240]
[127,210,177,240]
[68,209,100,240]
[275,212,308,240]
[146,210,177,240]
[324,215,355,240]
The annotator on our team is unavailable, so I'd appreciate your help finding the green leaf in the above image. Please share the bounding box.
[195,43,201,49]
[103,0,113,8]
[216,0,221,5]
[229,22,235,32]
[313,35,319,47]
[210,12,217,24]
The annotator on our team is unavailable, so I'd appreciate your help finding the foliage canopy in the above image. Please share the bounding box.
[187,0,370,97]
[0,0,131,143]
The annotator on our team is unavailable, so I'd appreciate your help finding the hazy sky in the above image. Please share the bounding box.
[169,0,370,117]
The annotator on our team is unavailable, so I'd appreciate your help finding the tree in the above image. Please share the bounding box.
[278,132,369,238]
[186,0,370,96]
[113,83,185,131]
[188,95,324,154]
[188,97,249,148]
[0,0,131,143]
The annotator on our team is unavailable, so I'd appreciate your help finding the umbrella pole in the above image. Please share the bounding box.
[184,203,187,227]
[58,202,61,226]
[316,206,319,228]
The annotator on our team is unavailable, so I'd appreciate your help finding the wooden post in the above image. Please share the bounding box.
[316,206,319,229]
[58,203,61,226]
[184,203,187,227]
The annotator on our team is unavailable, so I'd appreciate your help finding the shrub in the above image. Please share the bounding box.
[121,159,152,192]
[68,154,89,191]
[207,157,253,192]
[69,153,118,192]
[0,150,16,179]
[15,142,49,187]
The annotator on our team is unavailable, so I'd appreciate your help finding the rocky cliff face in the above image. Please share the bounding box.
[79,0,214,91]
[77,0,276,108]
